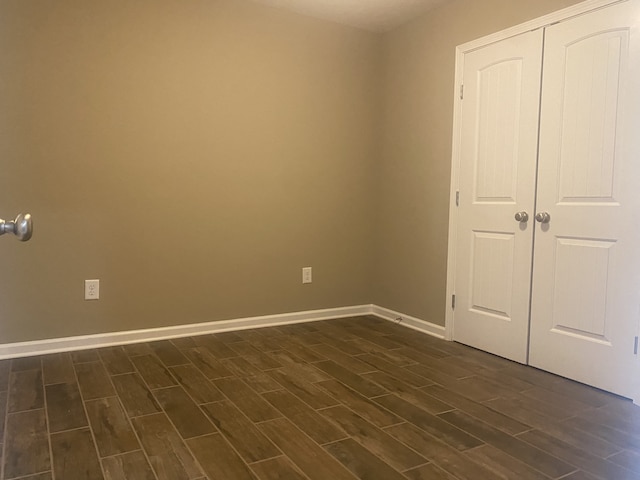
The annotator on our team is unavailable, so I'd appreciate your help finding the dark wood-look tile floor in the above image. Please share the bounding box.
[1,316,639,480]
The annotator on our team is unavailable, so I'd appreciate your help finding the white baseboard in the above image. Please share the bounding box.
[370,305,446,339]
[0,304,447,359]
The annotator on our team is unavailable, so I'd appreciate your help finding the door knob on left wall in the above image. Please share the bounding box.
[0,213,33,241]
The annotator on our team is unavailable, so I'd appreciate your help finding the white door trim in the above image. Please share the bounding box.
[444,0,636,402]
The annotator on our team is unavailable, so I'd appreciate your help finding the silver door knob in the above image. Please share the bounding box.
[514,211,529,223]
[535,212,551,224]
[0,213,33,241]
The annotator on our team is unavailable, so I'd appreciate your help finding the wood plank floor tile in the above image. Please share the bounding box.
[149,340,190,366]
[268,351,330,383]
[0,391,6,437]
[211,331,244,343]
[364,371,453,414]
[0,359,11,391]
[406,364,498,402]
[543,377,617,408]
[101,451,156,480]
[268,369,339,410]
[220,356,264,377]
[316,380,401,428]
[75,362,116,400]
[98,347,135,375]
[438,410,574,478]
[45,382,88,433]
[153,386,216,439]
[8,370,44,413]
[170,336,198,349]
[11,356,42,372]
[386,336,455,360]
[473,370,536,395]
[324,437,407,480]
[320,405,426,471]
[309,344,372,373]
[263,389,347,444]
[193,335,239,359]
[131,354,177,389]
[122,343,154,357]
[563,415,640,452]
[403,463,458,480]
[214,377,282,423]
[560,471,600,480]
[384,422,496,480]
[397,347,474,379]
[343,326,404,351]
[132,413,203,480]
[259,417,357,480]
[492,390,579,422]
[597,398,640,419]
[422,384,531,436]
[243,373,284,394]
[278,337,327,362]
[183,347,234,379]
[374,394,482,451]
[42,353,75,385]
[357,353,433,387]
[4,410,50,479]
[451,375,515,402]
[85,396,140,457]
[607,450,640,473]
[518,429,638,480]
[314,360,386,397]
[16,473,53,480]
[577,405,640,436]
[313,336,366,357]
[4,316,639,480]
[543,420,622,459]
[250,456,307,480]
[111,373,162,417]
[50,428,103,480]
[457,347,514,371]
[464,444,550,480]
[169,364,225,404]
[187,433,257,480]
[228,342,282,370]
[71,350,100,364]
[201,400,280,462]
[245,334,284,353]
[482,395,569,431]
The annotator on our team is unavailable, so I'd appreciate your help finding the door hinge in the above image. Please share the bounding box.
[634,336,638,355]
[459,84,464,100]
[452,294,456,309]
[456,191,460,206]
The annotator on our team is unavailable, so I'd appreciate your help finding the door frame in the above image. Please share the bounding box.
[443,0,639,405]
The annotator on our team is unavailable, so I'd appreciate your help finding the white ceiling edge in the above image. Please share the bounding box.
[249,0,450,32]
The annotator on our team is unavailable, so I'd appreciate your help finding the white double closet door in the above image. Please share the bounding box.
[453,0,640,398]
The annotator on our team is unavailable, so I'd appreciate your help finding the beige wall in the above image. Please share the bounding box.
[0,0,381,342]
[0,0,590,344]
[374,0,584,325]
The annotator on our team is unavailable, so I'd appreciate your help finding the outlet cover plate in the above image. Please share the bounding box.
[302,267,312,284]
[85,279,100,300]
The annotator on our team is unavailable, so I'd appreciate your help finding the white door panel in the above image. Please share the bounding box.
[529,0,640,397]
[453,30,544,363]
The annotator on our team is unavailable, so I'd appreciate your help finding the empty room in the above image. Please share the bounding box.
[0,0,638,478]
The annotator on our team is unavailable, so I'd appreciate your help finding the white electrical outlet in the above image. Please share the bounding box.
[302,267,312,284]
[85,279,100,300]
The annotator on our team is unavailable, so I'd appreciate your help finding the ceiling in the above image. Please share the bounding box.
[250,0,450,32]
